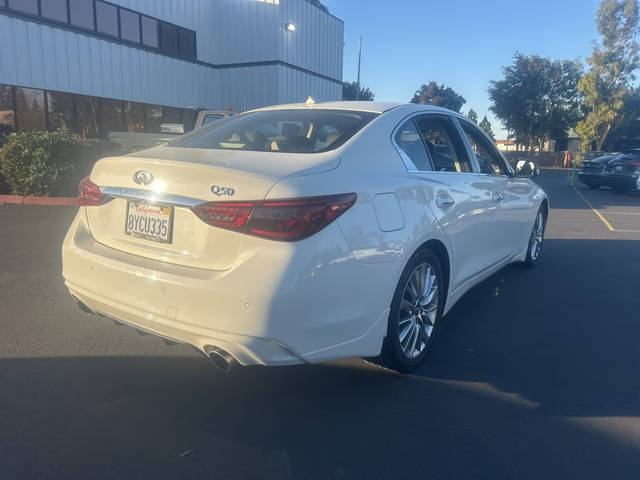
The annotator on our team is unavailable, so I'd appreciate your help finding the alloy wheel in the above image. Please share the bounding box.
[398,263,439,360]
[529,211,545,261]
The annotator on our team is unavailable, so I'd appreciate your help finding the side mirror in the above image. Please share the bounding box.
[515,160,540,178]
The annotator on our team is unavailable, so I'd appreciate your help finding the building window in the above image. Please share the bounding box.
[178,28,196,60]
[119,8,140,43]
[101,98,124,134]
[75,95,100,138]
[69,0,94,30]
[46,91,75,130]
[141,15,158,48]
[159,22,178,56]
[40,0,68,23]
[4,0,198,61]
[124,102,144,132]
[95,0,118,37]
[15,87,46,131]
[144,105,162,133]
[8,0,39,15]
[0,85,15,135]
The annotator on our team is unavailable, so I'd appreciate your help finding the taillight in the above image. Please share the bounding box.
[191,202,254,229]
[78,177,107,206]
[191,193,356,241]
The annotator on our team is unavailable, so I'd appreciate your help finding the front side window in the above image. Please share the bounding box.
[460,121,509,175]
[170,109,379,154]
[394,120,431,171]
[415,116,472,172]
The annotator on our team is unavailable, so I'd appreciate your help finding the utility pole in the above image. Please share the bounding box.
[356,34,363,101]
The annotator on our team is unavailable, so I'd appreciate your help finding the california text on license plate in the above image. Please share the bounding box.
[125,202,173,244]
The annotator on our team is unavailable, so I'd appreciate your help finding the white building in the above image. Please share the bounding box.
[0,0,343,136]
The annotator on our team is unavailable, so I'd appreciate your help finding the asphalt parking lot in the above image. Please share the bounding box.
[1,169,640,480]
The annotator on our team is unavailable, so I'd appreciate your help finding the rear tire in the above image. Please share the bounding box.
[613,186,630,194]
[586,183,600,190]
[379,248,445,373]
[522,207,546,268]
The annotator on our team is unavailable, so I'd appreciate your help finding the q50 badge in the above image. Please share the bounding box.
[211,185,235,196]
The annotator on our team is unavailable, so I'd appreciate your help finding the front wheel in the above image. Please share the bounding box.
[380,248,444,373]
[522,207,546,268]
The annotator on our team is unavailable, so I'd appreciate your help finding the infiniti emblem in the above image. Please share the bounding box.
[133,170,154,186]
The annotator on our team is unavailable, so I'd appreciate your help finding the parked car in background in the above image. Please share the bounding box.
[578,154,619,189]
[63,102,548,373]
[109,108,235,151]
[602,153,640,193]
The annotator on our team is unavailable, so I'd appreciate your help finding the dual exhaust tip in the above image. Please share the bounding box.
[75,299,236,372]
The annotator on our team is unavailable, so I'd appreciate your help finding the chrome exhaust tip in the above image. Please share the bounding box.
[205,347,236,372]
[76,300,94,315]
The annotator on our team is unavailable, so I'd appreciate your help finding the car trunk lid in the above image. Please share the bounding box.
[84,146,340,270]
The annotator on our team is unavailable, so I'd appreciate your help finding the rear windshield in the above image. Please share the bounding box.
[169,109,379,153]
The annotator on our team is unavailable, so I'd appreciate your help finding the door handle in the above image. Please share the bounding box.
[436,195,455,208]
[491,192,504,202]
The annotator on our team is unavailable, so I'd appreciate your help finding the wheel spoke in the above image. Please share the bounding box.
[399,317,415,344]
[424,269,435,297]
[422,285,438,306]
[409,323,419,356]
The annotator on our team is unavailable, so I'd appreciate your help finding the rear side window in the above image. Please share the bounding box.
[169,109,379,153]
[415,116,472,173]
[394,120,431,171]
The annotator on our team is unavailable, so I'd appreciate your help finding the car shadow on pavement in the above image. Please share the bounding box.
[2,352,640,480]
[420,238,640,418]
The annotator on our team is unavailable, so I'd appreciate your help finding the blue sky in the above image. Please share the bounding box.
[322,0,602,138]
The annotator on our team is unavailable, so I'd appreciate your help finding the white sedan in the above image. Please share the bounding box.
[62,101,547,373]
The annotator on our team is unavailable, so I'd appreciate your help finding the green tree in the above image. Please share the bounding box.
[479,116,495,140]
[466,109,479,123]
[489,52,583,151]
[410,82,466,112]
[342,81,375,101]
[576,0,640,151]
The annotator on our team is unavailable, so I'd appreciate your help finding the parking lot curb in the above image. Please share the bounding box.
[0,195,78,206]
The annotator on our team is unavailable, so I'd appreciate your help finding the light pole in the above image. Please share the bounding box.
[356,34,363,101]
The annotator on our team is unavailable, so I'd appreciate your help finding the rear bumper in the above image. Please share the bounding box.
[601,173,640,190]
[577,171,605,184]
[62,210,393,366]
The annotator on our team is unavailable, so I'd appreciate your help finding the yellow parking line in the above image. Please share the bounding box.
[573,188,615,232]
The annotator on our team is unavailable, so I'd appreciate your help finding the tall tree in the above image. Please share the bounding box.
[576,0,640,151]
[410,82,466,112]
[489,52,583,151]
[342,81,375,101]
[466,109,479,123]
[479,116,495,140]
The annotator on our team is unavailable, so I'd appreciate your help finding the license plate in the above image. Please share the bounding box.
[125,202,173,244]
[616,166,623,172]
